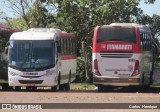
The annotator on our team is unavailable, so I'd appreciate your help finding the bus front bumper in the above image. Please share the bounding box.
[9,75,57,87]
[93,76,141,86]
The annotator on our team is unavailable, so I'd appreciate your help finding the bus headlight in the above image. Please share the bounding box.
[45,70,53,76]
[8,71,19,76]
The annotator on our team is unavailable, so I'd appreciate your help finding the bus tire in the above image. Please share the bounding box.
[65,72,71,91]
[1,84,13,91]
[26,86,31,91]
[150,56,154,85]
[51,86,57,92]
[32,87,37,91]
[97,85,104,92]
[149,71,153,85]
[58,74,64,91]
[142,73,150,91]
[26,86,37,91]
[15,86,21,91]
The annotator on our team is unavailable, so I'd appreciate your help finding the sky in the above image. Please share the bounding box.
[139,0,160,16]
[0,0,160,20]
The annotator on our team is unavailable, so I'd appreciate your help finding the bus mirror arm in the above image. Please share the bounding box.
[6,41,10,46]
[57,46,61,53]
[56,59,58,64]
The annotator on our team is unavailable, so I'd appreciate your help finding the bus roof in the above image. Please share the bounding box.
[10,28,74,40]
[101,23,151,33]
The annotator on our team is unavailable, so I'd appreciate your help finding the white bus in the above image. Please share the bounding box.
[92,23,157,91]
[8,28,77,91]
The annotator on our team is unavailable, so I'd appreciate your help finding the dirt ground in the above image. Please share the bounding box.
[0,69,160,112]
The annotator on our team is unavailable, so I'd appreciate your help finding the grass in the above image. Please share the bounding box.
[150,83,160,88]
[70,83,96,90]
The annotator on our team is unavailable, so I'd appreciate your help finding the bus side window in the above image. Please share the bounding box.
[140,33,144,51]
[67,38,70,55]
[149,34,152,50]
[57,40,61,54]
[144,33,146,51]
[146,34,148,50]
[73,39,76,54]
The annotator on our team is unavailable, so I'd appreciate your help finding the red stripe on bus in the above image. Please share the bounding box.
[59,33,75,38]
[92,42,141,53]
[60,55,77,60]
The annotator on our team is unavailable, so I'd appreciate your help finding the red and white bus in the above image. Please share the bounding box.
[92,23,155,91]
[8,28,77,91]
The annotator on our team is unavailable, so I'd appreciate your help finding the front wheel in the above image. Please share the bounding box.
[64,83,70,91]
[15,86,21,91]
[1,84,13,91]
[97,85,104,92]
[26,86,37,91]
[51,86,57,92]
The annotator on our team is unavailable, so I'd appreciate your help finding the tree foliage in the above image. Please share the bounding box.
[138,14,160,37]
[2,0,56,28]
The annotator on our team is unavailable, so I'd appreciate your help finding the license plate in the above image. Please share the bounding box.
[27,84,35,86]
[112,79,120,82]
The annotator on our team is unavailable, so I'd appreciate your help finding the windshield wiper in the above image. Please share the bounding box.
[108,39,124,41]
[20,51,30,68]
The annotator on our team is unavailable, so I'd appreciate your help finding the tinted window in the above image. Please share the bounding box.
[8,40,55,69]
[97,27,136,43]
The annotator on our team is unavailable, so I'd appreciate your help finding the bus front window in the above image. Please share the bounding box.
[8,40,55,70]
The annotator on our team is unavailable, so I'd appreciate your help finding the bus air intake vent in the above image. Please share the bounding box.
[100,53,132,58]
[19,80,43,84]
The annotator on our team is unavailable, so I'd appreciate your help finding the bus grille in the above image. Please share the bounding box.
[19,80,43,84]
[20,76,42,78]
[100,53,133,58]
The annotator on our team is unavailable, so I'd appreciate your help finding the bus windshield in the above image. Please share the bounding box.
[8,40,55,70]
[97,27,136,43]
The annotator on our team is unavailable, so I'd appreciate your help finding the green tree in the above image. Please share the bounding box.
[5,18,28,30]
[2,0,56,28]
[138,14,160,38]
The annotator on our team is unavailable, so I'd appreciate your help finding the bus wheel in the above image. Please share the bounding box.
[97,85,104,92]
[26,86,37,91]
[149,71,153,85]
[26,86,32,91]
[51,86,57,92]
[64,83,70,91]
[65,74,71,91]
[32,87,37,91]
[149,61,154,85]
[142,73,150,91]
[59,84,65,91]
[58,74,65,91]
[1,84,13,91]
[15,86,21,91]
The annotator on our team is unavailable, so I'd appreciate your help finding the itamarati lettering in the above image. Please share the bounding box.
[107,44,132,50]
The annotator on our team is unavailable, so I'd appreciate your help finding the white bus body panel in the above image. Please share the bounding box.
[92,52,152,86]
[8,67,58,86]
[59,59,77,84]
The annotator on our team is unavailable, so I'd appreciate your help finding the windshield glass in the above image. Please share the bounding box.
[97,27,136,43]
[8,40,55,69]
